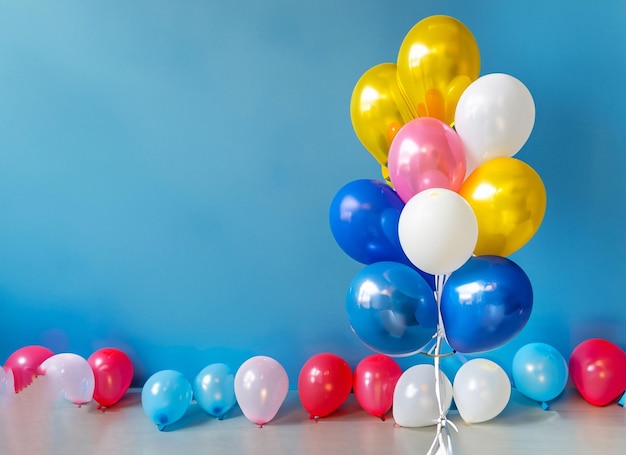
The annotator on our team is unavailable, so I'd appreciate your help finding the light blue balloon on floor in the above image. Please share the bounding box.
[141,370,193,431]
[193,363,236,419]
[512,342,568,407]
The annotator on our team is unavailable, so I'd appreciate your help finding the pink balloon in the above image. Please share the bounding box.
[234,356,289,426]
[1,366,15,397]
[4,345,54,392]
[353,354,402,419]
[39,353,95,405]
[388,117,466,202]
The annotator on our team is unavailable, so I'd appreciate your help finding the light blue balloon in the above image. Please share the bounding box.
[141,370,193,431]
[512,343,568,404]
[193,363,236,419]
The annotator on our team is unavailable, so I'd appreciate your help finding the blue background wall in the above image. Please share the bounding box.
[1,1,625,387]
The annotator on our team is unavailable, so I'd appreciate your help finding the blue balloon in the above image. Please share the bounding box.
[141,370,193,431]
[192,363,236,419]
[441,255,533,353]
[329,179,434,289]
[512,343,568,404]
[346,261,438,356]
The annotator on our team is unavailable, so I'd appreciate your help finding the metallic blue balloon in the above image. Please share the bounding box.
[512,343,568,403]
[441,255,533,353]
[346,261,438,356]
[193,363,236,419]
[329,179,434,288]
[141,370,192,431]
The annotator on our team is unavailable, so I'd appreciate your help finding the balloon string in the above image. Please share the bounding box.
[426,275,456,455]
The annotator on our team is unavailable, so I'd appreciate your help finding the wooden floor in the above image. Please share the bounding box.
[1,379,624,455]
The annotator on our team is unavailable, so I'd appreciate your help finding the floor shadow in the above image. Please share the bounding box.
[89,391,142,414]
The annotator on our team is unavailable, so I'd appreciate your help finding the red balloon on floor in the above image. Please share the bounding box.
[88,348,134,408]
[353,354,402,419]
[4,345,54,392]
[568,338,626,406]
[298,353,352,419]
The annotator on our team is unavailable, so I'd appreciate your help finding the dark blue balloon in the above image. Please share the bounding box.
[329,179,434,288]
[441,255,533,354]
[346,261,438,356]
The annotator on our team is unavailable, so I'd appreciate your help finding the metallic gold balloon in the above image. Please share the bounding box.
[397,15,480,125]
[380,164,394,188]
[350,63,412,166]
[459,157,546,257]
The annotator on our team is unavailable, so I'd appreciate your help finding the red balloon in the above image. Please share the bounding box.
[569,338,626,406]
[298,353,352,419]
[353,354,402,419]
[4,345,54,392]
[88,348,134,408]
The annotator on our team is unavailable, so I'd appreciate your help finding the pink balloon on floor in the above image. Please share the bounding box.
[1,366,15,397]
[39,353,95,405]
[234,356,289,426]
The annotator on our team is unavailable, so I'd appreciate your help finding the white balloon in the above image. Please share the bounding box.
[398,188,478,275]
[454,73,535,167]
[234,356,288,426]
[39,353,95,405]
[453,358,511,424]
[392,364,453,427]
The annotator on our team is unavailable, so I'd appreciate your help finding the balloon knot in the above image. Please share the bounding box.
[540,401,549,411]
[437,416,458,433]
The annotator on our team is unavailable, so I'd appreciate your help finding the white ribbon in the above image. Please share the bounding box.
[425,275,457,455]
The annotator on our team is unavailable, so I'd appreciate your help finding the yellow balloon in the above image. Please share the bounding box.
[397,15,480,125]
[350,63,412,166]
[380,164,394,188]
[459,157,546,257]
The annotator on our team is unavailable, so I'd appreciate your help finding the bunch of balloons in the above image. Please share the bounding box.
[1,345,133,408]
[332,14,547,453]
[332,14,545,359]
[335,13,626,420]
